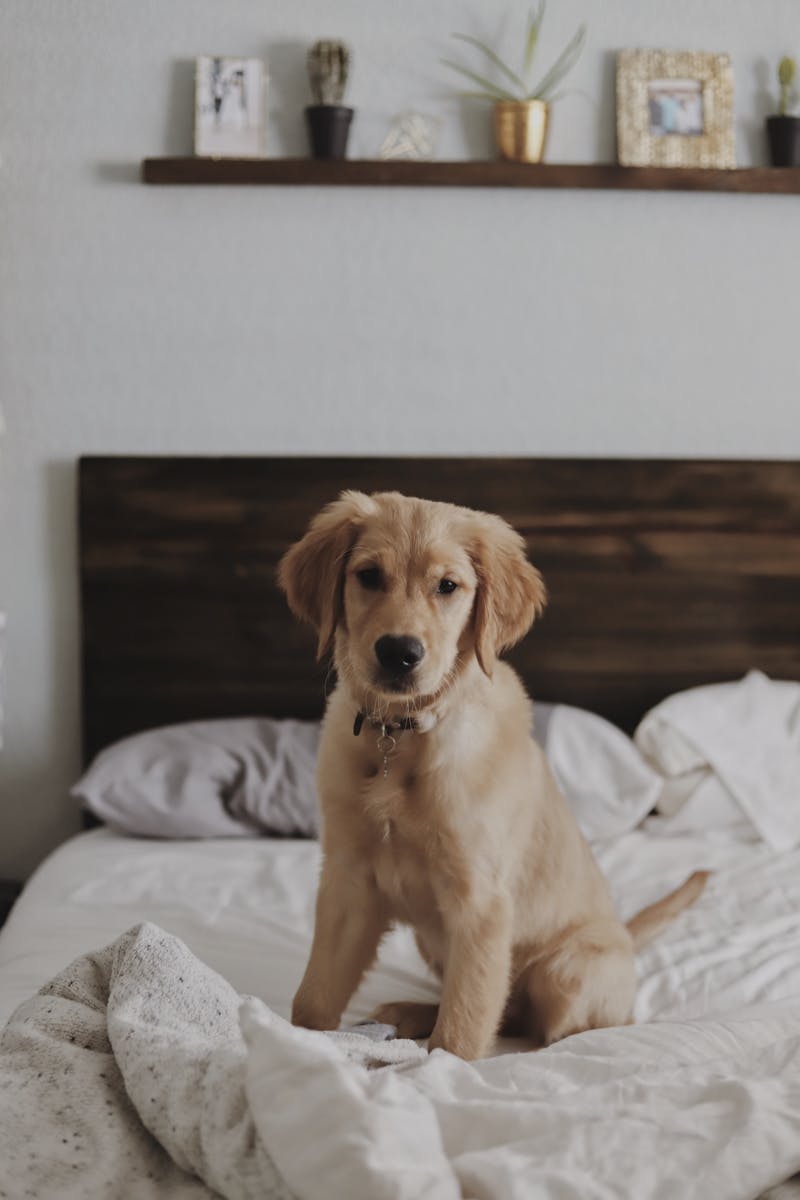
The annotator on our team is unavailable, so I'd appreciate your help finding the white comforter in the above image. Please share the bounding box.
[2,920,799,1200]
[2,828,800,1198]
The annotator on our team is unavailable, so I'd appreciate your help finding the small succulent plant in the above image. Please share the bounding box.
[777,56,797,116]
[308,40,351,106]
[442,1,586,103]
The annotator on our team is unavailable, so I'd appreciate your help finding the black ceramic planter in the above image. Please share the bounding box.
[305,105,354,159]
[766,115,800,166]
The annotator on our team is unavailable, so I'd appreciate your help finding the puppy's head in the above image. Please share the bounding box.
[278,491,546,704]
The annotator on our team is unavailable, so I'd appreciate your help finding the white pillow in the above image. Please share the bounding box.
[635,701,754,839]
[534,703,662,841]
[72,717,321,839]
[634,673,800,847]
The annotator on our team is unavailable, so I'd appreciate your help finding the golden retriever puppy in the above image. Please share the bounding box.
[279,491,706,1060]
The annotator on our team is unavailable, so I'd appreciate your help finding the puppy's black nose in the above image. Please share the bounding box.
[374,635,425,674]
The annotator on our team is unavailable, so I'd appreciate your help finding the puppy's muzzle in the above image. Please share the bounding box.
[374,635,425,682]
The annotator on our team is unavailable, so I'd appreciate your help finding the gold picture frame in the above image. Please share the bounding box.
[616,49,735,168]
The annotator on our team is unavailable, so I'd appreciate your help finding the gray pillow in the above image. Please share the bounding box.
[72,702,651,843]
[71,717,321,839]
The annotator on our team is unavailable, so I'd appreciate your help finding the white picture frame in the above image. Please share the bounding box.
[194,57,266,159]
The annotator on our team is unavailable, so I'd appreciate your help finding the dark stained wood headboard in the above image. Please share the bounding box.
[79,457,800,762]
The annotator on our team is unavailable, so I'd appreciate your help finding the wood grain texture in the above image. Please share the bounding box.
[79,457,800,761]
[141,158,800,194]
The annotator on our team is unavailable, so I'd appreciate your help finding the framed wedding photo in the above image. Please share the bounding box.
[194,56,266,158]
[616,49,735,168]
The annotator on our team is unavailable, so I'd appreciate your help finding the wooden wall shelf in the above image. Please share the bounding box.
[141,157,800,194]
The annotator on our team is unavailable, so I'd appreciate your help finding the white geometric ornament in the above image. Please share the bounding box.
[379,111,441,160]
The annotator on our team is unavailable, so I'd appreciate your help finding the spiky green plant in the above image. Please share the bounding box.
[442,2,586,103]
[308,40,351,106]
[778,56,797,116]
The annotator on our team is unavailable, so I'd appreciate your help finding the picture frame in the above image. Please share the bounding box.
[194,56,266,159]
[616,49,735,169]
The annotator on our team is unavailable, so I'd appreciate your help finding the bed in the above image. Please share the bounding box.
[1,456,800,1199]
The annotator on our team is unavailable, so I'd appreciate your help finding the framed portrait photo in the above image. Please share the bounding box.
[194,56,266,158]
[616,49,735,168]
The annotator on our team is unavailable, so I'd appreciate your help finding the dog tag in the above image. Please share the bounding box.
[376,726,397,778]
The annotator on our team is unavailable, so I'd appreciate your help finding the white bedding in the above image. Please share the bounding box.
[3,920,800,1200]
[2,826,800,1197]
[3,826,800,1031]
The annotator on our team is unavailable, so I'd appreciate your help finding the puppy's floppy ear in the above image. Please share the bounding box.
[467,512,547,677]
[278,490,375,660]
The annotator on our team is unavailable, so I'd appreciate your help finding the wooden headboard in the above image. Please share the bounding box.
[79,457,800,763]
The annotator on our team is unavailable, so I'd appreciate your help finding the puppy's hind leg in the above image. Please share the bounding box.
[369,1001,439,1039]
[525,923,636,1046]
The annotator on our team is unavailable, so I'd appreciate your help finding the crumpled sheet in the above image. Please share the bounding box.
[2,921,800,1200]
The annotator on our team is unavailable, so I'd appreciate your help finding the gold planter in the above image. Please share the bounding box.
[494,100,550,163]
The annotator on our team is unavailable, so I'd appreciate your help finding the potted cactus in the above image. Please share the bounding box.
[442,2,586,163]
[305,40,353,159]
[766,57,800,166]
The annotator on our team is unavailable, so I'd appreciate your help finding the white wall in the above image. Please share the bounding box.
[2,0,799,878]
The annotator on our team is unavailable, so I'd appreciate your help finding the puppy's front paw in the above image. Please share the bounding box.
[291,997,338,1031]
[428,1022,486,1060]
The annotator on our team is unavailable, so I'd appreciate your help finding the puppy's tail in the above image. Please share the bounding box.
[626,870,710,952]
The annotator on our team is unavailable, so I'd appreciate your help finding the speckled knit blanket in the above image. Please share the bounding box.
[0,923,425,1199]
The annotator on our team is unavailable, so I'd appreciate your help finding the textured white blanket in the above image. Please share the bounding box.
[2,923,800,1200]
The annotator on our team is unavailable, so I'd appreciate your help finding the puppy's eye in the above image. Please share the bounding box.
[356,566,383,590]
[437,578,458,595]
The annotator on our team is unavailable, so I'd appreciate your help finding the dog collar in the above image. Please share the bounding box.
[354,711,412,736]
[353,709,438,737]
[353,708,438,778]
